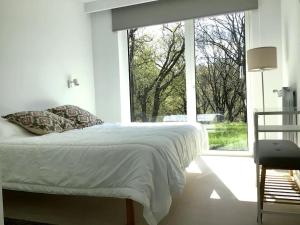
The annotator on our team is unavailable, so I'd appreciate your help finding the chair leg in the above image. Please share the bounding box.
[256,164,260,187]
[258,167,266,224]
[126,199,135,225]
[256,164,261,223]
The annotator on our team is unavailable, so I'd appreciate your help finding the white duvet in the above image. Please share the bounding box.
[0,122,208,225]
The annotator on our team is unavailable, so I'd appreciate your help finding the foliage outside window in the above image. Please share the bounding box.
[128,13,248,151]
[194,13,248,150]
[128,22,186,122]
[195,13,246,122]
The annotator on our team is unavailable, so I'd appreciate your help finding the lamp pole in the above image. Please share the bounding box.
[247,47,277,139]
[261,71,267,139]
[261,71,266,125]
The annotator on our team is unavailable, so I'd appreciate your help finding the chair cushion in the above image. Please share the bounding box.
[255,140,300,169]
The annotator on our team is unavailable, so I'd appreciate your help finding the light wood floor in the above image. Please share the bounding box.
[3,156,300,225]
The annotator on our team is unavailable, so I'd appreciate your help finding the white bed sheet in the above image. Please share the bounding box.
[0,122,208,225]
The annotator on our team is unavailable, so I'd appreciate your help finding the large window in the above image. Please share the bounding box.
[127,12,247,151]
[128,22,186,122]
[195,13,248,151]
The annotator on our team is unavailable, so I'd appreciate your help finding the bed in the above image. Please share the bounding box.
[0,122,208,225]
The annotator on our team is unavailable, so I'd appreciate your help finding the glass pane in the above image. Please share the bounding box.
[194,13,248,151]
[128,22,186,122]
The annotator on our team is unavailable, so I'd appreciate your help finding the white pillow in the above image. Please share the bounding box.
[0,118,33,139]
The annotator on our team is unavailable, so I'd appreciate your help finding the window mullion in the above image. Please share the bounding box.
[184,20,197,123]
[118,30,131,123]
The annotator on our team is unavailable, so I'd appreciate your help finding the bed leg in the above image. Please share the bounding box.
[126,199,135,225]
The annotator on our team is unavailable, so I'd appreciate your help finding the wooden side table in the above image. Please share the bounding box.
[254,111,300,223]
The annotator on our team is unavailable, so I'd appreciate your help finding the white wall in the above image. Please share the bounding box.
[281,0,300,99]
[246,0,284,149]
[247,0,283,111]
[281,0,300,181]
[0,0,96,115]
[91,10,123,122]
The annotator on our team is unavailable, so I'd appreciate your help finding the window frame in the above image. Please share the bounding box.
[120,14,253,155]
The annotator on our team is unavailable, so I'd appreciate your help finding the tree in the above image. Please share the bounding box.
[128,23,186,122]
[195,13,246,122]
[128,12,246,123]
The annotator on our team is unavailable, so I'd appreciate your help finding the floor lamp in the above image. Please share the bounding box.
[247,47,278,126]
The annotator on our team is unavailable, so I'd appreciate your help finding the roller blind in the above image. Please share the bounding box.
[112,0,258,31]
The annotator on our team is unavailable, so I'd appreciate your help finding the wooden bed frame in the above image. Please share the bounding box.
[126,199,135,225]
[4,192,136,225]
[2,188,136,225]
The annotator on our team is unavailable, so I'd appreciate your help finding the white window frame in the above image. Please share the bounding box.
[184,20,197,123]
[119,15,252,156]
[118,30,131,123]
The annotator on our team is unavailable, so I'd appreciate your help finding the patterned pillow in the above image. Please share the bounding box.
[2,111,75,135]
[47,105,103,129]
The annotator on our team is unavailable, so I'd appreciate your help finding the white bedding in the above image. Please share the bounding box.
[0,122,208,225]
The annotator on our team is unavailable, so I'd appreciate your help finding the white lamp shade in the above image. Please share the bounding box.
[247,47,277,72]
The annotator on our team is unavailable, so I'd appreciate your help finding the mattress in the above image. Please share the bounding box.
[0,122,208,225]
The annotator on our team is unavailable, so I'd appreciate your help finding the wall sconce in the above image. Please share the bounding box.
[68,78,80,88]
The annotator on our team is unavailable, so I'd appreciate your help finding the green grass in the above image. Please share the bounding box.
[208,122,248,151]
